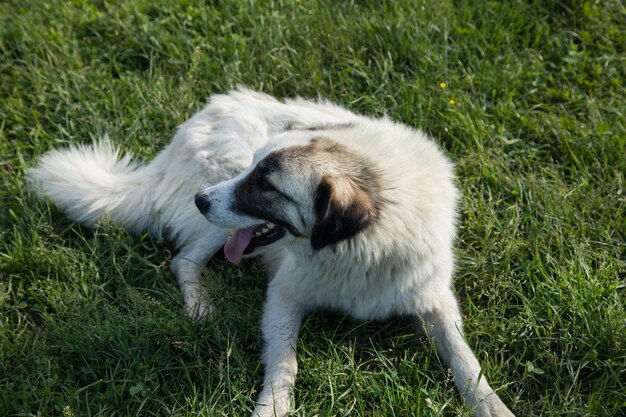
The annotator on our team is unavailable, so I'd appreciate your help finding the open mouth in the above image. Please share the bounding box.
[224,223,286,264]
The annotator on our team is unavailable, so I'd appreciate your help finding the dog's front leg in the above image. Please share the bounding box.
[253,282,304,417]
[170,233,229,320]
[421,289,515,417]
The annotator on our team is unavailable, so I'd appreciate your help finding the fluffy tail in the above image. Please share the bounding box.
[27,139,160,236]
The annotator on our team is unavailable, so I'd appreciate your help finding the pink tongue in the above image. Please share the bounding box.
[224,226,256,264]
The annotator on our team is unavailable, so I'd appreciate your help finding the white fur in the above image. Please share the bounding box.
[27,88,515,416]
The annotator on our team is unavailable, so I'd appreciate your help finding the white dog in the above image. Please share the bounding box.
[28,88,515,417]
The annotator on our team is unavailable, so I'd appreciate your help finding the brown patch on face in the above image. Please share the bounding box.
[297,137,384,249]
[311,173,381,249]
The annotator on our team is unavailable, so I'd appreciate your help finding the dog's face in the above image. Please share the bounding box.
[195,134,382,264]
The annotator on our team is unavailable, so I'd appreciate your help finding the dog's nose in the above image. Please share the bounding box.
[194,192,211,214]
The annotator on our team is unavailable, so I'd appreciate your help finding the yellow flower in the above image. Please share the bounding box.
[448,98,456,105]
[439,82,446,89]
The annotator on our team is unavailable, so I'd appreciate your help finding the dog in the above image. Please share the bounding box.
[27,88,515,417]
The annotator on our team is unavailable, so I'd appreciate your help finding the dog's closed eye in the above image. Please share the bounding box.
[256,174,277,192]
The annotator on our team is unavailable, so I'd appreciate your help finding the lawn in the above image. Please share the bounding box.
[1,0,624,416]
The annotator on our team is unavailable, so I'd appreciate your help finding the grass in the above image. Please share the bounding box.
[1,0,624,416]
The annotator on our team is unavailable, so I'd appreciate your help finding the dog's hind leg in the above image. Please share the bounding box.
[170,230,229,320]
[419,289,515,417]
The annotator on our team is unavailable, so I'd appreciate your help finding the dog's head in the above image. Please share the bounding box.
[195,132,383,264]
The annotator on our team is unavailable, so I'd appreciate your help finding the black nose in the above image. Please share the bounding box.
[195,192,211,214]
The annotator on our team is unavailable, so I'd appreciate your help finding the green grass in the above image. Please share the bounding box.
[1,0,625,416]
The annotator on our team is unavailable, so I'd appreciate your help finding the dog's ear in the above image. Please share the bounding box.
[311,175,377,250]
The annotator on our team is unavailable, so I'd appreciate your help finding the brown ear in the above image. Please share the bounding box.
[311,175,377,250]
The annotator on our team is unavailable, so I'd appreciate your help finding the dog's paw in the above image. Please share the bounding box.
[251,391,291,417]
[181,289,213,320]
[472,396,515,417]
[251,404,284,417]
[184,299,212,320]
